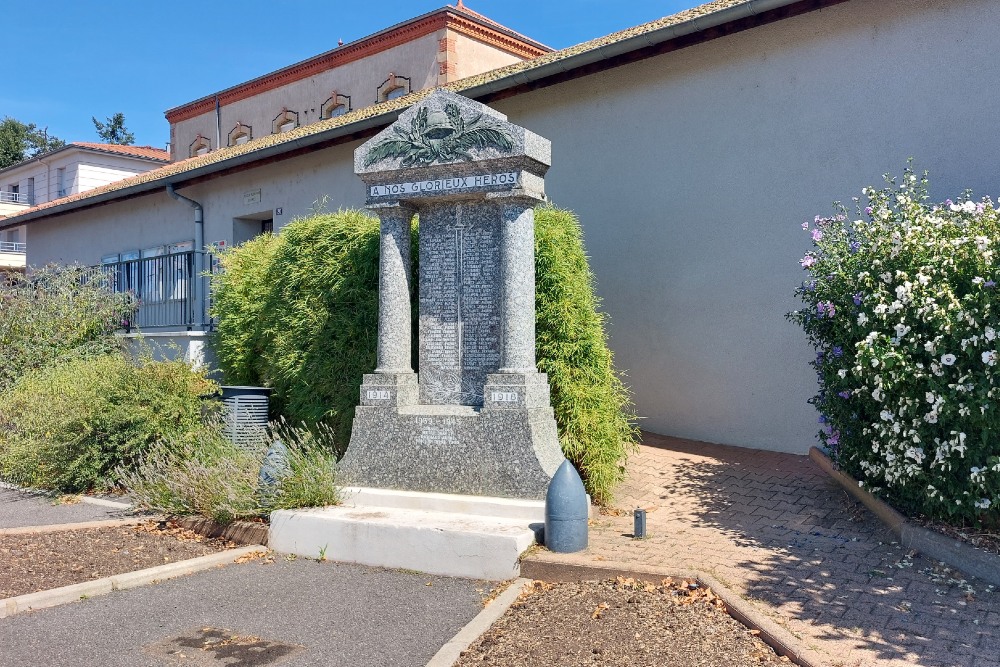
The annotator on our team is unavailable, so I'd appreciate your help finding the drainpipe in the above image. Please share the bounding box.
[166,183,205,330]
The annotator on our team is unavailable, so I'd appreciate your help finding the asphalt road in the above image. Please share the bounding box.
[0,486,131,529]
[0,557,488,666]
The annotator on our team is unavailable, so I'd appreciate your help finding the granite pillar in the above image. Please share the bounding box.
[374,203,414,375]
[498,197,538,374]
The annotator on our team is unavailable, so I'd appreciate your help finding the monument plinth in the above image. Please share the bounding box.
[338,89,565,499]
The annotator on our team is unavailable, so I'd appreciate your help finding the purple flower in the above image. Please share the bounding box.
[865,206,873,216]
[833,346,843,357]
[849,241,861,254]
[801,221,809,230]
[811,229,824,242]
[800,254,817,268]
[945,199,953,206]
[827,430,840,446]
[816,301,835,318]
[838,390,851,399]
[853,293,863,306]
[818,415,828,424]
[986,280,997,289]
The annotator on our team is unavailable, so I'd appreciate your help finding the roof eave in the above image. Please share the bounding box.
[0,144,167,179]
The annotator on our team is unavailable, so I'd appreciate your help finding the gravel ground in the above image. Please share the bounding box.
[0,520,234,598]
[456,577,787,667]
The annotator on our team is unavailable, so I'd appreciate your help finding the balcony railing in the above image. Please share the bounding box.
[0,191,30,205]
[0,241,26,253]
[95,251,214,330]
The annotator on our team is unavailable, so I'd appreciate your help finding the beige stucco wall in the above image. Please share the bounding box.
[22,0,1000,454]
[171,32,445,160]
[488,0,1000,453]
[449,29,526,80]
[25,140,365,267]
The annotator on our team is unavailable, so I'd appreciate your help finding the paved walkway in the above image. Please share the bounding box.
[528,433,999,667]
[0,558,486,667]
[0,486,130,529]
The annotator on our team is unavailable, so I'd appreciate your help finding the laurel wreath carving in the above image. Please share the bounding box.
[364,103,514,168]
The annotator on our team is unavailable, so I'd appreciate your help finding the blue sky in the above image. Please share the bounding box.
[4,1,698,149]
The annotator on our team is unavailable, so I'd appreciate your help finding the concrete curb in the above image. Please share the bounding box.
[0,517,148,537]
[0,545,267,619]
[520,559,826,667]
[78,496,132,510]
[809,447,1000,587]
[176,516,269,546]
[425,578,531,667]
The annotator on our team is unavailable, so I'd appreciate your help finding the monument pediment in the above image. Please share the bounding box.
[355,90,550,203]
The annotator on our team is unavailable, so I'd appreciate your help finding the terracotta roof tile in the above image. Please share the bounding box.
[71,143,169,161]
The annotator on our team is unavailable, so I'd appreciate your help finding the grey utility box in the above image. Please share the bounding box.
[219,385,271,449]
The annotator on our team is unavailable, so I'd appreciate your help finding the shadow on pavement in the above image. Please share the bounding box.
[614,434,999,667]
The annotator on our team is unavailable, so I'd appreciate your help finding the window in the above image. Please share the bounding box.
[261,219,273,235]
[271,109,300,134]
[189,135,211,157]
[228,122,253,146]
[377,74,411,103]
[56,168,66,198]
[320,92,351,119]
[26,177,34,205]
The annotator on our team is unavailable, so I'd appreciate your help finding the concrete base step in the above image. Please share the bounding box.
[269,490,542,580]
[340,486,547,521]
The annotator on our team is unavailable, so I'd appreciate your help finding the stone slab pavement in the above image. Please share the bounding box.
[0,486,132,529]
[0,557,489,667]
[527,432,999,667]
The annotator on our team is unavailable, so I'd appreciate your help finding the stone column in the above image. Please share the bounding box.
[498,197,537,374]
[375,203,415,374]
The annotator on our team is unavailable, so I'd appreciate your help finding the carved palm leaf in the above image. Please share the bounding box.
[364,138,423,167]
[449,126,514,156]
[444,103,465,134]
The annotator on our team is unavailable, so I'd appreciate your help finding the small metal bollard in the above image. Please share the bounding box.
[633,508,647,539]
[544,460,589,553]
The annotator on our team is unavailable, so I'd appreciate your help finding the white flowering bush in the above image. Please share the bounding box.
[790,168,1000,525]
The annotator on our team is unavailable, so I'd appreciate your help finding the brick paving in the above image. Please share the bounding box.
[526,432,999,667]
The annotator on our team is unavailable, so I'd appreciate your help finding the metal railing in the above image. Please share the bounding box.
[96,251,214,330]
[0,241,26,253]
[0,191,29,205]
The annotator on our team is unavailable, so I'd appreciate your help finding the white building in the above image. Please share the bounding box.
[1,0,996,454]
[0,142,168,271]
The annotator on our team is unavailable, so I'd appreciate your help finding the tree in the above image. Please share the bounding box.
[0,117,66,169]
[92,113,135,145]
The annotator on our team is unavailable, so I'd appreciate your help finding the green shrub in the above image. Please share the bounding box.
[120,424,260,524]
[211,210,396,447]
[790,168,1000,525]
[121,420,340,524]
[0,264,133,393]
[535,206,639,505]
[0,354,216,492]
[210,206,637,504]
